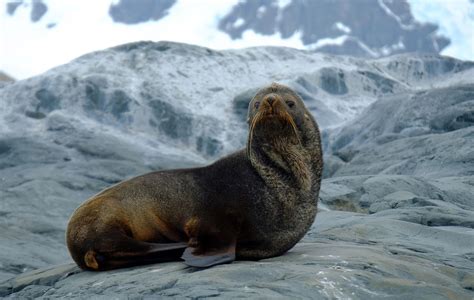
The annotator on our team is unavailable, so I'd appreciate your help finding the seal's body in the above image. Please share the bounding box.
[66,83,323,270]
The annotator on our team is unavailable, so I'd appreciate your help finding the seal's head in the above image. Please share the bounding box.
[246,83,321,190]
[247,83,315,152]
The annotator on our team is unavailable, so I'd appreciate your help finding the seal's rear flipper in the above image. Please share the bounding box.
[84,241,188,270]
[181,244,236,268]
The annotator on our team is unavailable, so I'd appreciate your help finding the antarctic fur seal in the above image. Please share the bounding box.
[66,82,323,270]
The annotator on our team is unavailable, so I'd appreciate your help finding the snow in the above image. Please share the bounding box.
[239,30,304,48]
[407,0,474,61]
[308,35,348,50]
[334,22,351,34]
[276,0,292,9]
[256,6,266,18]
[233,18,245,27]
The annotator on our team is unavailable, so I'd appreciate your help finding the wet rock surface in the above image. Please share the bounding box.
[1,211,473,299]
[0,41,473,298]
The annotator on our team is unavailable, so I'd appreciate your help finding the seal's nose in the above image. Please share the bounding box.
[265,96,275,106]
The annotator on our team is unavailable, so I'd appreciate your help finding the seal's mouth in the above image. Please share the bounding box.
[248,95,301,155]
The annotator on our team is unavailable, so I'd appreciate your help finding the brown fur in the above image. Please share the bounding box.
[66,83,323,270]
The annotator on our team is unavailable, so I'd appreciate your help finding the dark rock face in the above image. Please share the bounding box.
[109,0,176,24]
[0,42,473,298]
[30,0,48,22]
[6,0,48,22]
[219,0,450,57]
[6,1,22,15]
[318,68,348,94]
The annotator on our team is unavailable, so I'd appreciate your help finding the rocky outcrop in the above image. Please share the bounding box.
[1,208,473,298]
[324,81,474,178]
[0,41,472,298]
[109,0,176,24]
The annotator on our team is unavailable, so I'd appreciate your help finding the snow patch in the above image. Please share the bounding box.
[256,6,266,18]
[276,0,292,9]
[233,17,245,27]
[351,37,379,57]
[334,22,351,34]
[408,0,474,62]
[308,35,348,50]
[238,30,304,48]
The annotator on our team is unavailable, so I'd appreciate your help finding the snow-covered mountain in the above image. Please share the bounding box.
[2,0,473,80]
[219,0,449,57]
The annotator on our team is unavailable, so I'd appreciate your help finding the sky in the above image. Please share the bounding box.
[0,0,473,80]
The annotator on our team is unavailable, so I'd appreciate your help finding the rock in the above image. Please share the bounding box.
[326,83,474,178]
[319,176,370,212]
[320,175,474,212]
[429,176,474,209]
[2,211,473,299]
[313,116,474,300]
[330,84,474,151]
[30,0,47,22]
[109,0,176,24]
[332,127,473,178]
[0,41,473,298]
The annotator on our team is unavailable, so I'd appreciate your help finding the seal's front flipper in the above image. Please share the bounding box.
[147,242,189,254]
[182,215,239,268]
[181,243,236,268]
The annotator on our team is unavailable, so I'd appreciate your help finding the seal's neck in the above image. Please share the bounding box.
[248,138,312,192]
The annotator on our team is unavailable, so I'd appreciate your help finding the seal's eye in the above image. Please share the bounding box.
[254,101,260,109]
[286,100,295,108]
